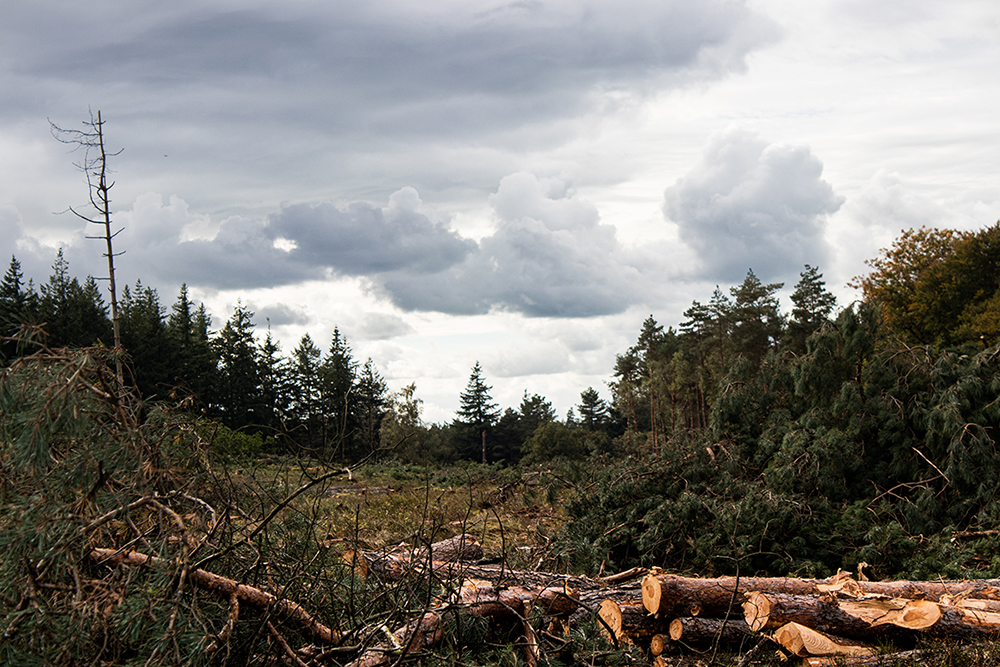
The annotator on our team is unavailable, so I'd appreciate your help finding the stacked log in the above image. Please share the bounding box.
[343,546,1000,663]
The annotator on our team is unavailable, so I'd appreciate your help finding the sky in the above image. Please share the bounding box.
[2,0,998,423]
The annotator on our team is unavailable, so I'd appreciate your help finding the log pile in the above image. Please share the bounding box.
[98,535,1000,665]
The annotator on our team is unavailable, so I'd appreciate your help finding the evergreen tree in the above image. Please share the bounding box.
[729,269,784,367]
[166,285,217,403]
[119,280,170,398]
[786,264,837,354]
[289,333,324,448]
[259,327,291,435]
[577,387,609,432]
[453,361,500,463]
[212,301,263,430]
[0,256,31,360]
[319,327,358,460]
[354,358,388,460]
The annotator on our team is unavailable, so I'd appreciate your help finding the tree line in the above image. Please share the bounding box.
[3,222,999,479]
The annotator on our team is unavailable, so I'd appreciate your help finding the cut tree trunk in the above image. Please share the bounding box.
[597,599,666,646]
[642,573,1000,618]
[459,578,579,619]
[345,611,441,667]
[772,621,874,658]
[879,599,1000,638]
[743,591,892,638]
[343,534,483,577]
[668,617,753,645]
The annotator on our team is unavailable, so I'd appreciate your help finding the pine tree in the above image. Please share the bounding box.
[0,256,31,360]
[212,301,263,430]
[577,387,609,432]
[166,285,217,403]
[729,269,784,367]
[453,361,500,463]
[787,264,837,354]
[354,359,388,460]
[118,280,170,398]
[289,333,324,448]
[320,327,358,460]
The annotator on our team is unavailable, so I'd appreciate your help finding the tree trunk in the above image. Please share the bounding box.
[597,599,667,646]
[642,573,1000,618]
[345,612,441,667]
[459,578,579,619]
[668,616,753,644]
[743,591,894,638]
[773,622,874,658]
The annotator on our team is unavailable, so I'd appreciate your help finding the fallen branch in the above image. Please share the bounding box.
[91,548,339,646]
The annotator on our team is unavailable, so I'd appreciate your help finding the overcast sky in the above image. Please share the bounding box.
[2,0,998,422]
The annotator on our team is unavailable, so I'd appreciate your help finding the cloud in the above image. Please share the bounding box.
[269,189,476,275]
[663,127,843,282]
[356,312,415,341]
[377,172,642,317]
[253,303,310,328]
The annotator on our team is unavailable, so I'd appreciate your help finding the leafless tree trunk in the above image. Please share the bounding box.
[50,109,124,384]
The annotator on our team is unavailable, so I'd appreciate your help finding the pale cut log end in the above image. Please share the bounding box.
[743,591,770,632]
[642,574,663,615]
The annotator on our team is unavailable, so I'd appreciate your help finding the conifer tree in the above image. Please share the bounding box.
[212,301,263,429]
[289,333,324,447]
[786,264,837,354]
[320,327,358,460]
[0,256,30,360]
[453,361,500,463]
[577,387,609,432]
[729,269,784,367]
[354,358,388,459]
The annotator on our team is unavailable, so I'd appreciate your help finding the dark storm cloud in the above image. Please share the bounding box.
[109,175,639,318]
[376,172,641,317]
[107,190,473,289]
[663,127,843,282]
[269,189,476,275]
[2,1,778,142]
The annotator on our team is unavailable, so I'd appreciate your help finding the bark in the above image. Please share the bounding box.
[642,572,1000,618]
[743,591,893,638]
[343,534,483,577]
[881,599,1000,638]
[597,599,667,645]
[91,547,339,646]
[667,617,753,645]
[345,612,442,667]
[772,621,874,658]
[459,578,579,619]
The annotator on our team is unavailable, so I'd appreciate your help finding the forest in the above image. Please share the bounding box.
[3,221,1000,666]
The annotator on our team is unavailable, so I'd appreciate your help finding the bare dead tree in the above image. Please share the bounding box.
[50,109,124,383]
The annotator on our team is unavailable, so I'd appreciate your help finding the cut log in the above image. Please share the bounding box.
[881,599,1000,637]
[803,650,925,666]
[649,633,671,656]
[344,534,483,577]
[91,547,339,646]
[772,622,874,658]
[345,611,441,667]
[668,617,753,644]
[459,578,579,619]
[642,573,1000,618]
[414,534,484,563]
[597,599,666,646]
[743,591,890,638]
